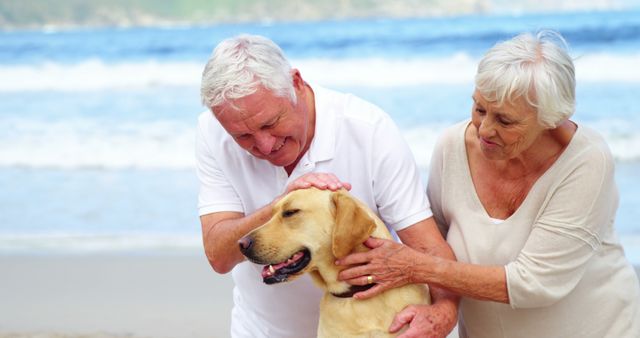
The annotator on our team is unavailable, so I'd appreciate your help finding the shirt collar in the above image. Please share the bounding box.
[306,84,336,164]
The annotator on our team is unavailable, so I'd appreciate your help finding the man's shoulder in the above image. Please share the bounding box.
[197,110,215,125]
[197,110,227,138]
[196,110,239,158]
[315,86,390,126]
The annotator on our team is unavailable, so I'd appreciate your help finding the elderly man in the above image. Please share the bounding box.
[196,34,458,338]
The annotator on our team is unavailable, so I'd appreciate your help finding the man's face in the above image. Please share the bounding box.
[213,84,312,168]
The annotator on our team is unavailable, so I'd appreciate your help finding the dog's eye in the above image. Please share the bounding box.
[282,209,300,218]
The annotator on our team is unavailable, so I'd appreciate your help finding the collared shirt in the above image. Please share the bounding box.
[196,85,431,338]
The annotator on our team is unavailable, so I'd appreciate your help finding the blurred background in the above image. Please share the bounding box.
[0,0,639,337]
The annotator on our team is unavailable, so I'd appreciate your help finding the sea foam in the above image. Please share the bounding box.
[0,52,639,92]
[1,117,639,170]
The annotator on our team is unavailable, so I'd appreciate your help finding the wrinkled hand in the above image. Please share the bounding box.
[284,172,352,194]
[336,237,426,300]
[389,304,455,338]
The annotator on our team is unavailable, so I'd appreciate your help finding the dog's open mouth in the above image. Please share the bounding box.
[261,249,311,284]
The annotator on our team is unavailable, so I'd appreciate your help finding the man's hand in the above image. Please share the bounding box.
[285,172,352,194]
[390,303,456,338]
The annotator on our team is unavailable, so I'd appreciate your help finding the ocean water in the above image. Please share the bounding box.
[1,9,639,262]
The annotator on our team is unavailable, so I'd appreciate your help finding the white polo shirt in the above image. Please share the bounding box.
[195,85,432,338]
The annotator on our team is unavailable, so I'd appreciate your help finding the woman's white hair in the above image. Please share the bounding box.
[200,34,296,110]
[475,30,576,128]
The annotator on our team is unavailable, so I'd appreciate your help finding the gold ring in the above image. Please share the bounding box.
[367,275,373,284]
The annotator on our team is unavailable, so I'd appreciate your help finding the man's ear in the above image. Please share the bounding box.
[291,68,303,87]
[331,190,375,259]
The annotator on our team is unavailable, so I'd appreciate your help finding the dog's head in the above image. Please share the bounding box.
[238,188,377,285]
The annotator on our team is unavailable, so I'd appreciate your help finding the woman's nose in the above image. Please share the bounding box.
[478,117,495,138]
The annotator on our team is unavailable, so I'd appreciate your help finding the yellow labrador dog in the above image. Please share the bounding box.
[238,188,430,337]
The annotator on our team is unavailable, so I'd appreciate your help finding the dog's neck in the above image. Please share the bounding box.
[330,283,376,298]
[312,256,374,298]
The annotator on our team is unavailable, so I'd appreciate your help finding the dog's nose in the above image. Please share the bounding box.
[238,236,253,254]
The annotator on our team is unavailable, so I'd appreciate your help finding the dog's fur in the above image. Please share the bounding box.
[239,188,430,337]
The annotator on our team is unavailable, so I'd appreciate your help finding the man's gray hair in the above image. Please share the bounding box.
[200,34,296,110]
[475,30,576,128]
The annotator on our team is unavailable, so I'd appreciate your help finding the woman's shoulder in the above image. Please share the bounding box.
[556,122,615,177]
[437,119,470,146]
[567,123,613,162]
[430,119,470,167]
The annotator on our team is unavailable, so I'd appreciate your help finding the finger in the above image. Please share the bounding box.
[396,328,422,338]
[337,264,369,281]
[342,182,352,191]
[327,181,342,190]
[335,251,369,266]
[285,184,304,194]
[308,175,329,188]
[323,173,344,191]
[297,181,312,189]
[353,283,387,300]
[363,236,387,249]
[389,306,416,333]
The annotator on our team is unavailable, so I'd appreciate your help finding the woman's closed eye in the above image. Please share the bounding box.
[498,117,514,126]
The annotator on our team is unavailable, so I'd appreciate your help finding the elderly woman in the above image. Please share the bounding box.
[337,31,640,337]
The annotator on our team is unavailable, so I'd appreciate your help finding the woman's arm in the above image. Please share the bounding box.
[336,236,509,303]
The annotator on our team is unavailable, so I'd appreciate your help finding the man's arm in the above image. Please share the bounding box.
[201,203,275,274]
[202,172,351,274]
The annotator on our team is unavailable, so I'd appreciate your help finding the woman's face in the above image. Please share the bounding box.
[471,90,546,161]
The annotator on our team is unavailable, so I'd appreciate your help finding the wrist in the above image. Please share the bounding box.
[413,252,439,284]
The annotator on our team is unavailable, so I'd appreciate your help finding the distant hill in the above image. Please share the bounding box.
[0,0,636,29]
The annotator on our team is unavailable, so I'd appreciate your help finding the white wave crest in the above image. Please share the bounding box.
[0,118,196,169]
[1,52,639,91]
[297,53,478,87]
[0,233,201,254]
[575,52,640,83]
[0,118,638,170]
[0,59,203,91]
[403,120,640,171]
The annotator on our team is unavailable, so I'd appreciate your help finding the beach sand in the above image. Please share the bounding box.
[1,253,638,338]
[0,252,233,338]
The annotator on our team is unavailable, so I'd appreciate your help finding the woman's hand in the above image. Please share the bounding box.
[336,237,428,300]
[284,172,352,194]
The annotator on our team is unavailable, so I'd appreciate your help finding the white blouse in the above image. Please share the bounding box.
[428,120,640,338]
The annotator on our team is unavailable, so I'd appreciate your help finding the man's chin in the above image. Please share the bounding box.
[268,157,296,168]
[249,146,299,168]
[265,152,299,168]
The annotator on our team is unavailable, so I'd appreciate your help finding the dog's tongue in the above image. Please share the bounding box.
[261,251,305,278]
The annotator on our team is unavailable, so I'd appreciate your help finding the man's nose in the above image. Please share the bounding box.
[253,131,276,155]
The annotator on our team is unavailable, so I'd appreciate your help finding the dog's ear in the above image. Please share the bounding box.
[331,190,376,259]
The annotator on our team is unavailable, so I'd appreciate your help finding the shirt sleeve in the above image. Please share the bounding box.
[371,114,432,231]
[505,142,617,308]
[195,116,244,216]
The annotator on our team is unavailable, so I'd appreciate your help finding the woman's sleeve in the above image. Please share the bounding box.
[505,144,617,308]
